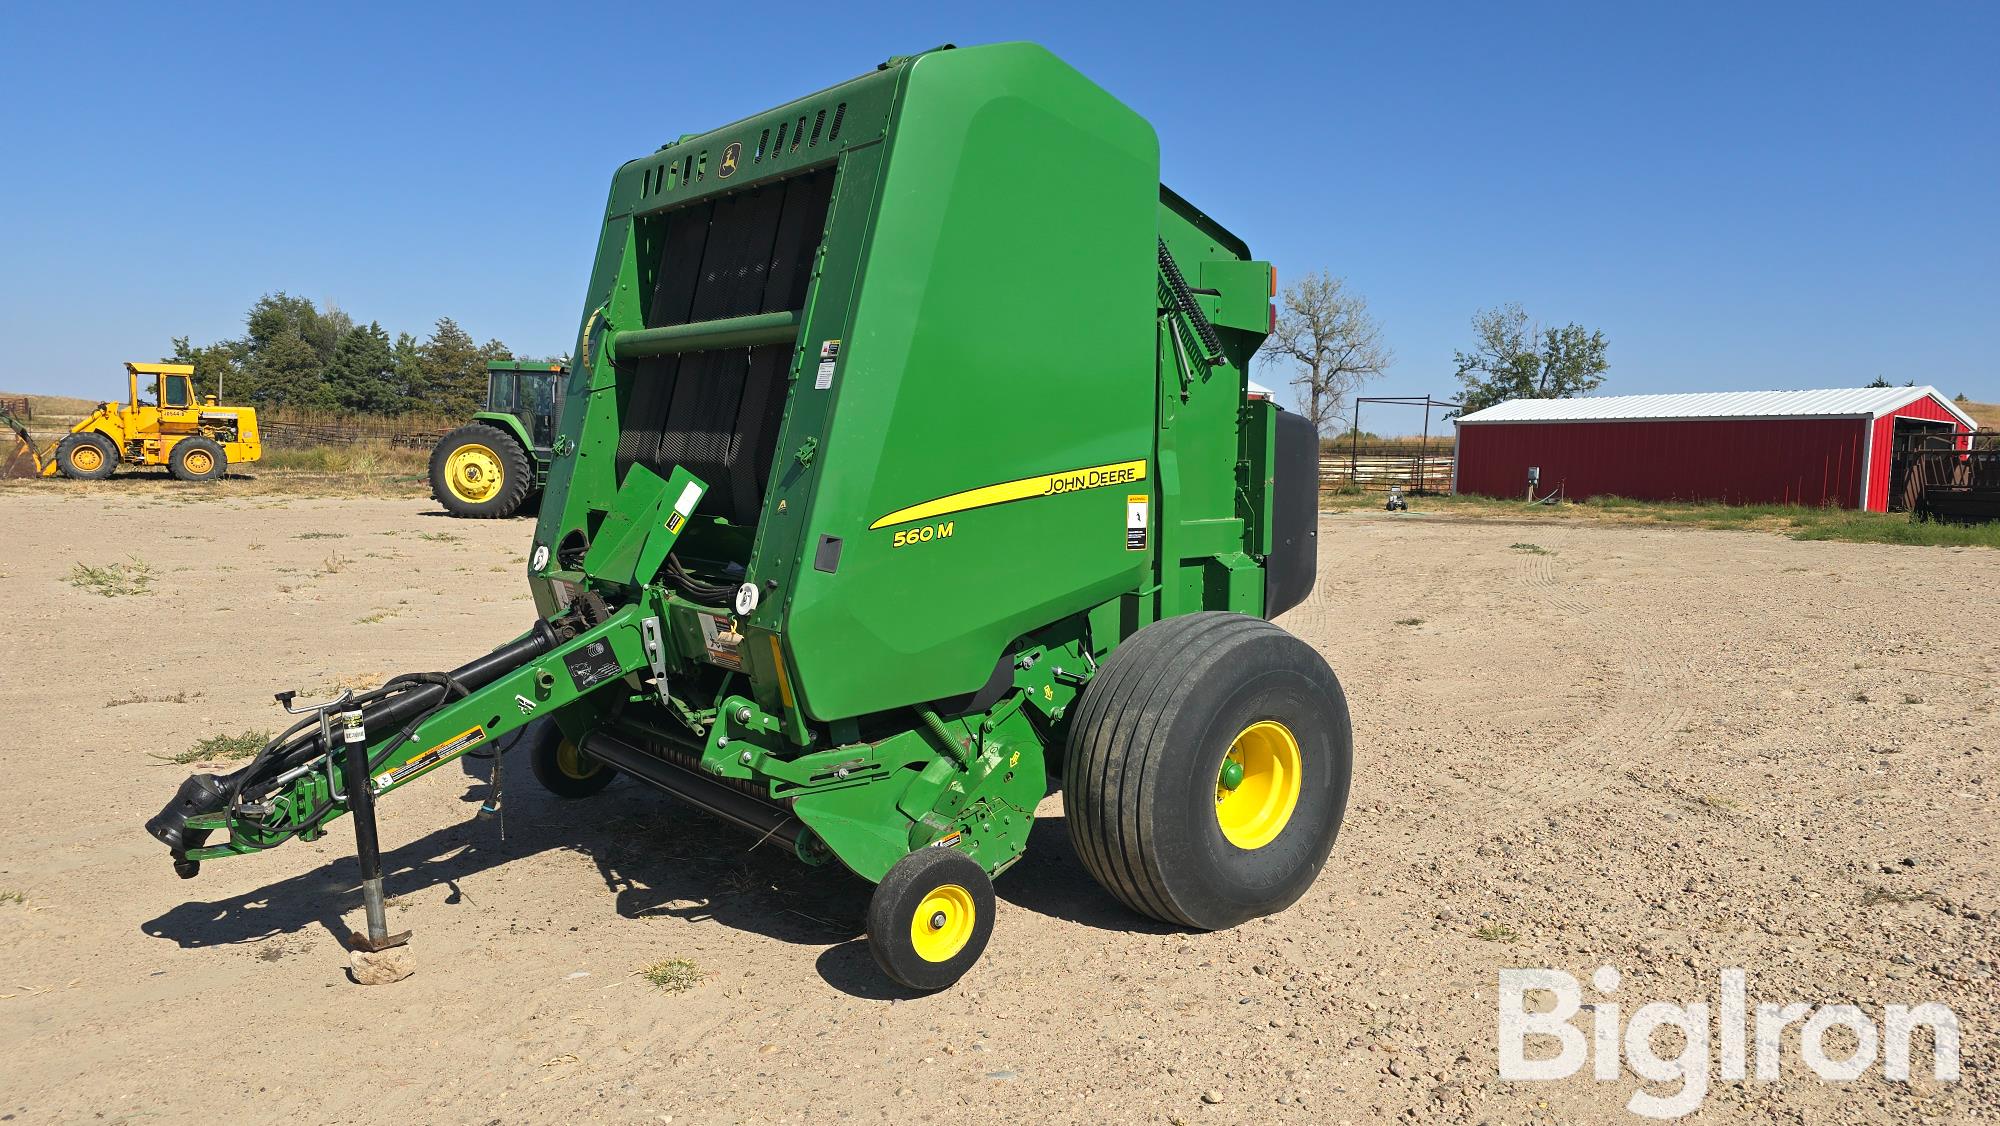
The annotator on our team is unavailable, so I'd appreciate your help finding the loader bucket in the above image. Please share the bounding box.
[0,413,44,479]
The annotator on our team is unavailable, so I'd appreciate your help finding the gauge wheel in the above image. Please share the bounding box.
[527,721,618,799]
[55,432,117,479]
[1064,611,1352,930]
[168,436,227,481]
[866,847,995,992]
[430,424,532,518]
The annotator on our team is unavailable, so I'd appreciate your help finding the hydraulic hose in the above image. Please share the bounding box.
[145,620,559,855]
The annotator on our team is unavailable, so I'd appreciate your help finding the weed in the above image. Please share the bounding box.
[1395,617,1424,627]
[1509,542,1554,555]
[66,558,155,596]
[416,531,461,543]
[0,890,23,906]
[1700,794,1738,811]
[640,958,707,993]
[161,730,271,765]
[1902,693,1924,705]
[321,551,349,575]
[355,611,393,624]
[105,689,200,708]
[1475,923,1518,943]
[294,531,347,540]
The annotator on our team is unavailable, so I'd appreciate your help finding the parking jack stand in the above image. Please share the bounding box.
[343,735,411,959]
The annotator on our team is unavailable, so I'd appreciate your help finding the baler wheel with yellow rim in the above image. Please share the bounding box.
[524,720,618,799]
[866,847,995,991]
[430,423,532,518]
[1063,612,1352,930]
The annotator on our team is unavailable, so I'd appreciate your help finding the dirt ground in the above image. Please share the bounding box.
[1,482,1994,1125]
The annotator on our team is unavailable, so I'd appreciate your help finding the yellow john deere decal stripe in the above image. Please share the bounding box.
[869,459,1148,530]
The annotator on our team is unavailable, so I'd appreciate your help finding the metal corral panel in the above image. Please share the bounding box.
[1455,416,1871,506]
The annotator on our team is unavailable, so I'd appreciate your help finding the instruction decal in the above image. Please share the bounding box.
[814,340,840,390]
[1126,494,1149,550]
[515,694,537,715]
[376,725,486,789]
[697,613,745,670]
[564,638,622,691]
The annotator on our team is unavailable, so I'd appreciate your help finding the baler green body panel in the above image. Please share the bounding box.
[781,46,1161,719]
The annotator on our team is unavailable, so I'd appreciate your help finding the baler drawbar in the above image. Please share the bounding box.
[146,41,1354,990]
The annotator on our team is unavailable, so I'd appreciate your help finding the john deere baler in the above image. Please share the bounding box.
[147,41,1351,990]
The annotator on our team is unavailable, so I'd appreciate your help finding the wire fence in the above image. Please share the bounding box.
[255,408,461,450]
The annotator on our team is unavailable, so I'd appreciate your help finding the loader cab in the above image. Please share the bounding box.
[130,363,200,433]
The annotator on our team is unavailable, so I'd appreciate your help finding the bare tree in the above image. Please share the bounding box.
[1258,272,1391,435]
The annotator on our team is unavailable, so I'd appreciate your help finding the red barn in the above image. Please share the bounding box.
[1453,386,1977,511]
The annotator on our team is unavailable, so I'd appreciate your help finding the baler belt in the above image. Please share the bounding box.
[618,169,834,524]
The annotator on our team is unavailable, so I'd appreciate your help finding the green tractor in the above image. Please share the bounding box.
[429,360,567,518]
[147,42,1350,991]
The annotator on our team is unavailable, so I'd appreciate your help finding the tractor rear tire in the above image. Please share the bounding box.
[526,721,618,799]
[1063,612,1352,931]
[430,424,532,518]
[168,436,227,481]
[55,433,117,480]
[867,847,995,992]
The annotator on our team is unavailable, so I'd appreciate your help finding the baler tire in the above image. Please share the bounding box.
[866,847,995,992]
[168,436,227,481]
[1063,611,1352,931]
[55,433,117,480]
[430,425,532,518]
[527,721,618,799]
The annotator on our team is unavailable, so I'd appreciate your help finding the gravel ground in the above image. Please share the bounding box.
[0,486,1992,1124]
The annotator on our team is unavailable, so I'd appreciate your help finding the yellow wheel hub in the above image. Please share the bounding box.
[909,883,976,963]
[554,739,598,781]
[72,445,103,472]
[1215,720,1303,850]
[183,449,214,474]
[445,443,504,503]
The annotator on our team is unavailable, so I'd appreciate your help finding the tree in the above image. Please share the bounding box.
[167,335,249,401]
[1452,303,1609,415]
[412,318,513,415]
[1257,272,1391,436]
[324,322,401,413]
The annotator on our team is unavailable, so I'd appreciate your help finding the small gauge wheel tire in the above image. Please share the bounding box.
[526,721,618,799]
[866,847,995,992]
[55,433,118,479]
[168,436,228,481]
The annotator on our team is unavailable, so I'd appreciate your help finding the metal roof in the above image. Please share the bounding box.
[1456,386,1979,429]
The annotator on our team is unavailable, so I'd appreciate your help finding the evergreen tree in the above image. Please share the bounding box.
[325,322,400,413]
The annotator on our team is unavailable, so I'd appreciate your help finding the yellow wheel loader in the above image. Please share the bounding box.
[18,363,262,481]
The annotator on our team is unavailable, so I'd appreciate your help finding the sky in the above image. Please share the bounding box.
[1,1,1994,430]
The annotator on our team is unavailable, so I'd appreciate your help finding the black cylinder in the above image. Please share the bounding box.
[579,730,807,851]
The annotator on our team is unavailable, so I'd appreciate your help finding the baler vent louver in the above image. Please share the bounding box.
[641,101,848,198]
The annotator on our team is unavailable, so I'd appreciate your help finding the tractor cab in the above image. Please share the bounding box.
[481,361,566,454]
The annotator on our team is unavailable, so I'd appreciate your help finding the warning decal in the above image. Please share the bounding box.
[1126,494,1149,550]
[376,725,486,789]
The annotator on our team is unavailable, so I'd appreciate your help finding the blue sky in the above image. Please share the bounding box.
[2,2,1993,427]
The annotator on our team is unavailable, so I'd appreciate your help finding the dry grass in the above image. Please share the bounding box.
[1327,491,2000,549]
[161,730,271,765]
